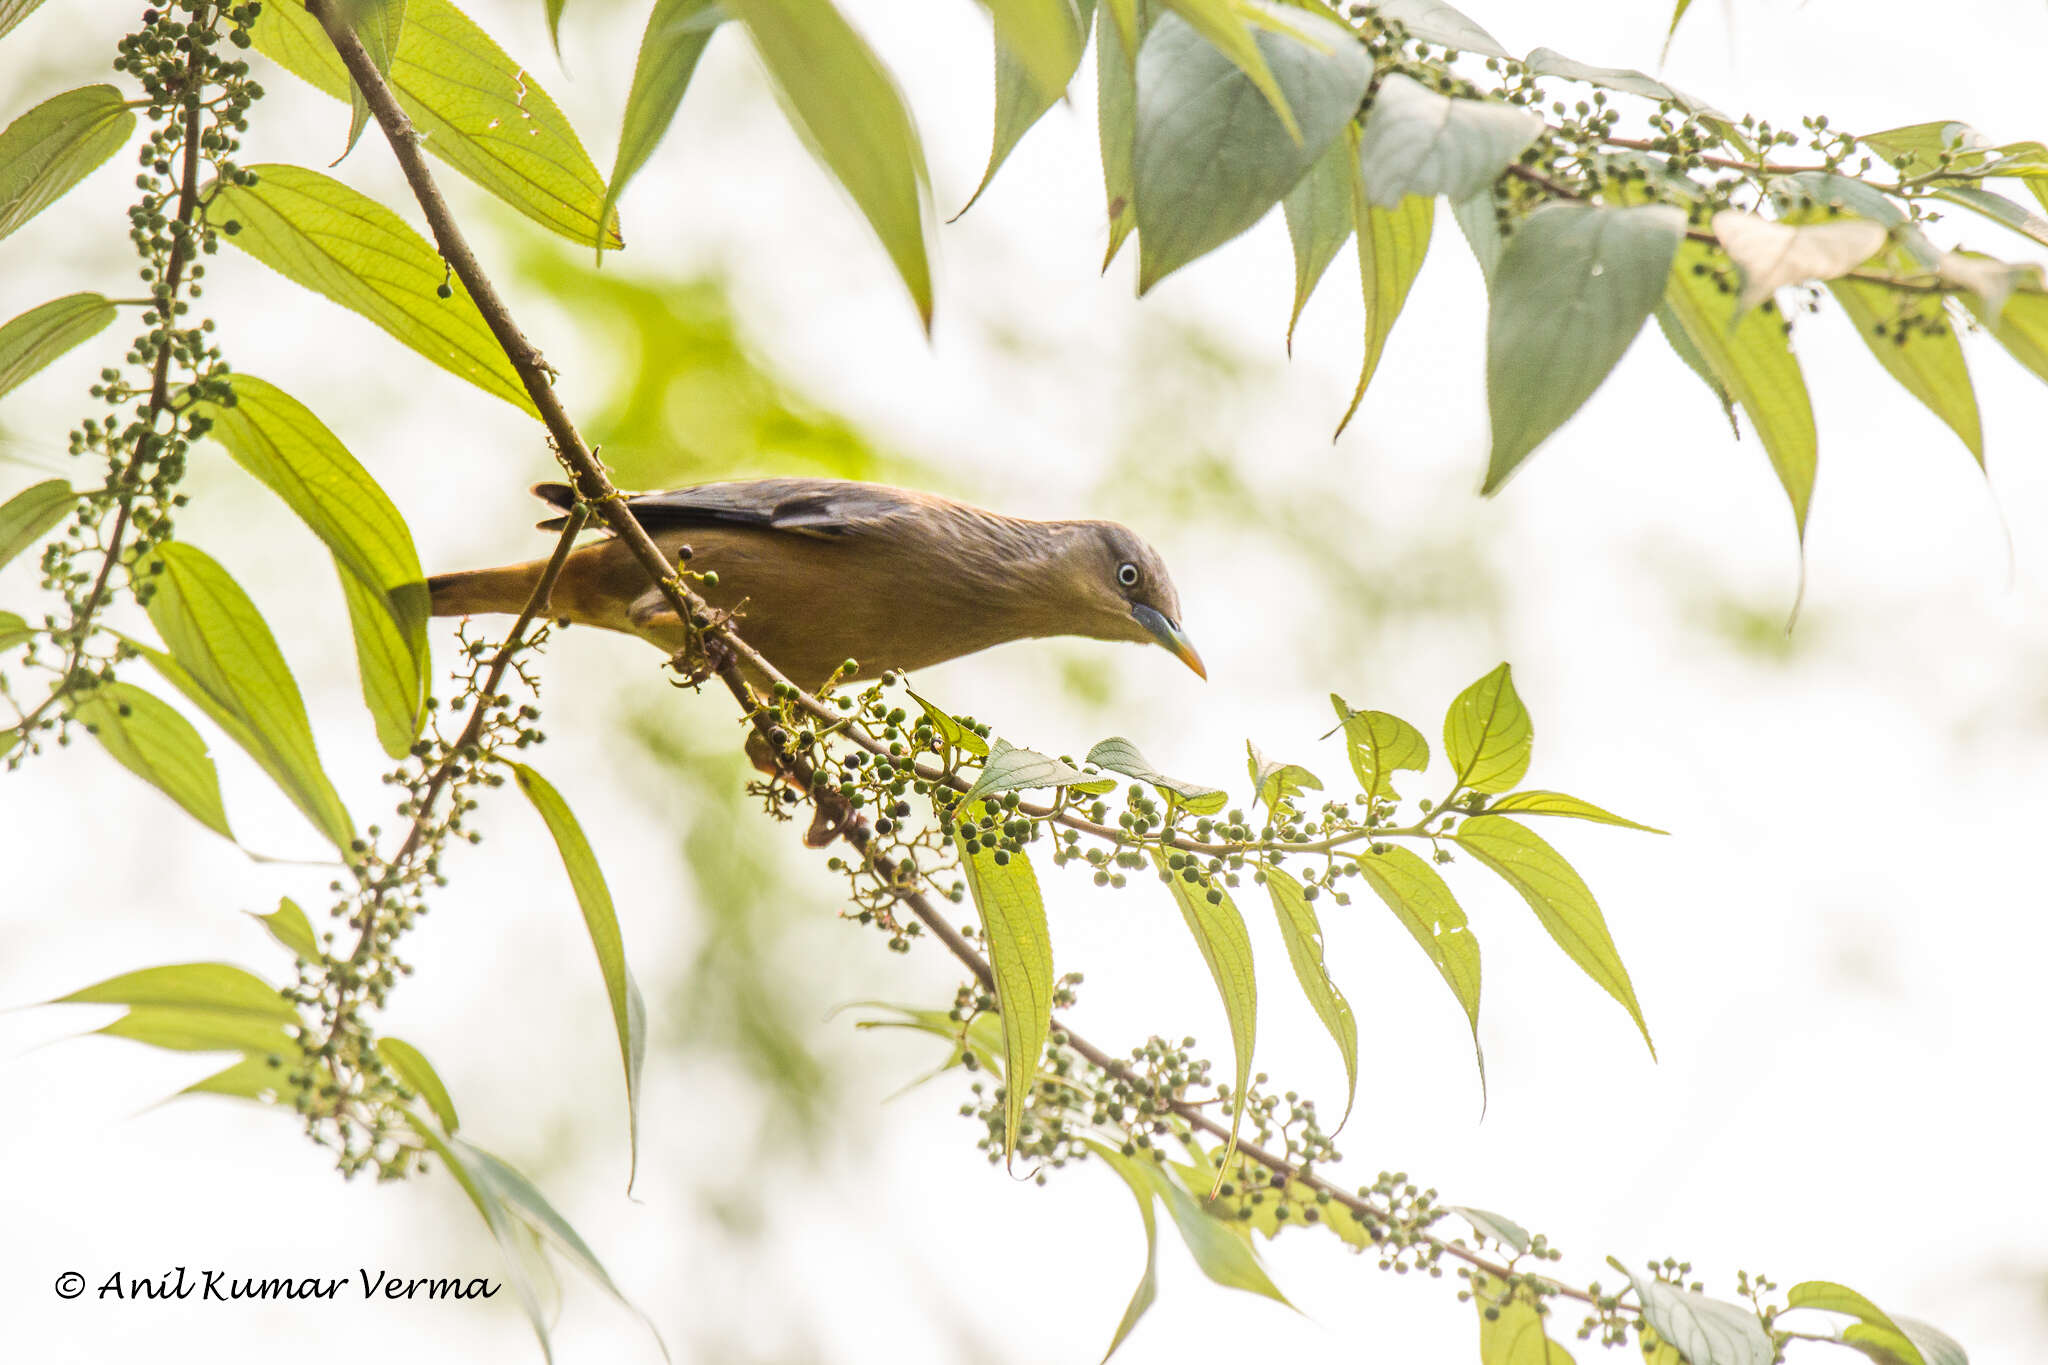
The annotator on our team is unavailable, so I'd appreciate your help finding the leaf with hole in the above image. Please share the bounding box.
[1330,692,1428,802]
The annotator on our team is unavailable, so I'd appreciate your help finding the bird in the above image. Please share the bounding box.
[426,478,1207,690]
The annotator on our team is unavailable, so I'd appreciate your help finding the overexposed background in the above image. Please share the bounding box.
[4,0,2046,1360]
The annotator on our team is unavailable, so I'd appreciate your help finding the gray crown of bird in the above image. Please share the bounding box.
[427,478,1205,688]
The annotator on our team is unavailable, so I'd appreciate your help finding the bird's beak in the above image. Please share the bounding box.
[1131,603,1206,680]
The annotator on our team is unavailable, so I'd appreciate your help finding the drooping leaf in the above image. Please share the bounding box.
[1352,846,1483,1091]
[1485,790,1664,833]
[907,687,990,758]
[1337,126,1434,433]
[1654,299,1738,436]
[1473,1270,1578,1365]
[1662,237,1818,537]
[138,542,355,852]
[54,961,296,1019]
[510,763,648,1192]
[1091,1143,1164,1360]
[1969,279,2048,387]
[70,682,235,842]
[1262,864,1358,1125]
[1451,186,1503,284]
[1330,692,1428,802]
[1246,740,1321,810]
[728,0,935,330]
[1456,815,1653,1055]
[1371,0,1509,58]
[1132,1,1369,292]
[197,374,430,757]
[1147,1149,1289,1303]
[0,478,75,571]
[379,1034,461,1136]
[406,1121,558,1360]
[0,85,136,242]
[1096,0,1144,268]
[1620,1267,1773,1365]
[1086,736,1226,814]
[1660,0,1694,62]
[1443,662,1532,794]
[961,0,1094,215]
[1485,203,1685,490]
[0,0,50,42]
[251,897,321,961]
[961,738,1113,804]
[251,0,619,248]
[603,0,723,246]
[1281,129,1356,348]
[337,0,408,160]
[1355,73,1541,209]
[1150,847,1255,1174]
[0,293,115,402]
[956,832,1055,1160]
[1785,1283,1925,1365]
[211,165,538,415]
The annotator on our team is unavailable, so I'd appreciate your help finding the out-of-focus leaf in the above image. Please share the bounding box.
[1355,73,1540,209]
[1660,0,1693,61]
[0,294,115,402]
[962,0,1093,216]
[1148,1149,1289,1302]
[729,0,934,330]
[1132,1,1369,292]
[1663,237,1817,538]
[1485,203,1685,491]
[1262,864,1357,1125]
[1969,282,2048,387]
[181,1053,291,1102]
[1456,815,1653,1055]
[1156,0,1299,140]
[379,1035,461,1135]
[604,0,723,245]
[1858,1318,1967,1365]
[1150,848,1255,1173]
[0,610,31,651]
[907,687,990,758]
[1372,0,1509,58]
[54,961,295,1018]
[956,833,1054,1159]
[1818,249,1983,466]
[1710,210,1888,314]
[251,0,618,248]
[962,738,1113,803]
[0,0,50,42]
[1474,1270,1578,1365]
[211,165,538,415]
[1247,740,1320,809]
[70,682,235,841]
[1338,128,1432,434]
[1620,1267,1772,1365]
[0,478,75,571]
[97,1005,295,1055]
[1523,45,1701,110]
[1353,846,1483,1091]
[1928,184,2048,249]
[139,542,355,852]
[1785,1283,1925,1365]
[1096,0,1143,268]
[1087,736,1226,814]
[1655,299,1737,435]
[1330,692,1427,802]
[509,763,648,1192]
[251,897,321,961]
[1452,186,1503,284]
[197,374,429,756]
[1485,790,1664,833]
[1931,250,2040,318]
[1091,1143,1164,1360]
[1282,129,1355,348]
[1455,1207,1530,1252]
[0,85,136,242]
[1443,662,1531,794]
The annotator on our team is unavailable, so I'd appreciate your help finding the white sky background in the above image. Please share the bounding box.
[4,0,2047,1361]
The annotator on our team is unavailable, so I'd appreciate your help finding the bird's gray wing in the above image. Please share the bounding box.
[532,478,920,540]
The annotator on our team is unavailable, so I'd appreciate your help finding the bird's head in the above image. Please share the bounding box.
[1054,521,1206,679]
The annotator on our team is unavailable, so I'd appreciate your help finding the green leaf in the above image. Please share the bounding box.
[1929,184,2048,249]
[0,85,136,242]
[379,1035,461,1135]
[1660,0,1694,61]
[1155,0,1300,142]
[196,374,429,757]
[1473,1270,1578,1365]
[955,832,1055,1160]
[1969,279,2048,386]
[1824,263,1983,466]
[1454,1207,1530,1253]
[251,0,618,249]
[1451,185,1503,284]
[251,897,321,961]
[1484,790,1664,833]
[0,0,50,42]
[1132,1,1369,292]
[604,0,722,247]
[0,478,75,571]
[1620,1267,1772,1365]
[1281,128,1356,348]
[1262,864,1357,1126]
[1853,1318,1967,1365]
[97,1005,296,1055]
[405,1122,557,1360]
[906,687,990,758]
[0,293,116,402]
[1443,662,1531,794]
[962,0,1094,217]
[181,1053,293,1102]
[138,542,355,852]
[70,682,235,842]
[54,961,297,1018]
[1091,1143,1164,1360]
[544,0,567,54]
[1485,203,1685,491]
[1146,1151,1289,1303]
[1246,740,1321,810]
[1522,45,1702,110]
[1456,815,1653,1055]
[1338,133,1432,434]
[1654,299,1738,436]
[1356,73,1541,209]
[728,0,935,330]
[1785,1283,1924,1365]
[0,609,34,651]
[1086,736,1226,814]
[338,0,408,160]
[1329,692,1428,802]
[211,165,537,415]
[509,763,648,1192]
[961,738,1112,804]
[1150,847,1255,1174]
[1352,846,1483,1091]
[1096,0,1144,267]
[1371,0,1509,59]
[1710,210,1888,315]
[1662,237,1817,538]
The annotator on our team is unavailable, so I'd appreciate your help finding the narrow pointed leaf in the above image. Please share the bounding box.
[1785,1283,1925,1365]
[729,0,934,330]
[509,763,648,1192]
[97,1005,297,1055]
[407,1122,564,1363]
[0,478,75,571]
[1149,1157,1289,1303]
[0,85,136,242]
[1827,264,1982,465]
[1456,815,1652,1055]
[54,962,296,1018]
[1353,846,1483,1089]
[1443,662,1531,794]
[0,293,115,402]
[961,0,1094,217]
[251,897,321,961]
[956,833,1054,1160]
[1150,848,1255,1173]
[1356,73,1541,209]
[340,0,408,160]
[1655,300,1738,435]
[1262,864,1358,1125]
[1621,1268,1772,1365]
[1485,204,1684,490]
[1372,0,1509,58]
[1282,129,1356,347]
[1338,132,1432,434]
[1929,184,2048,249]
[604,0,723,243]
[182,1054,292,1102]
[1485,790,1664,833]
[211,165,538,415]
[0,0,50,42]
[1330,692,1428,802]
[1451,185,1503,283]
[1091,1143,1164,1360]
[379,1035,461,1135]
[1096,0,1142,267]
[70,682,235,841]
[1660,0,1694,61]
[1086,736,1226,814]
[1969,281,2048,386]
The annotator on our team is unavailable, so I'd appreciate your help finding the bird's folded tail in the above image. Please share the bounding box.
[426,560,551,619]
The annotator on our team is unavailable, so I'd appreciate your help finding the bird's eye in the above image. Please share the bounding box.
[1117,562,1140,588]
